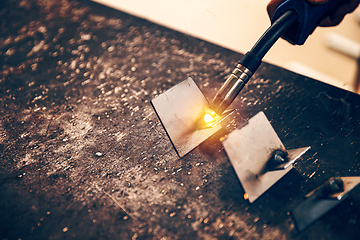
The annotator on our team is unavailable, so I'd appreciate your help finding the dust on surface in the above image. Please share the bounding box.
[1,0,360,239]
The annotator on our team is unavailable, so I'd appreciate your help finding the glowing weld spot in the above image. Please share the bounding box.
[204,113,214,123]
[199,110,225,129]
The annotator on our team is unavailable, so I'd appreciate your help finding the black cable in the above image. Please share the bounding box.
[211,10,298,115]
[250,10,298,60]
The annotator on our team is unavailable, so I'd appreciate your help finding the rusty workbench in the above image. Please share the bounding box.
[1,0,360,239]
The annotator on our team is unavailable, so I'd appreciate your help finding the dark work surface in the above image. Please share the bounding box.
[1,0,360,239]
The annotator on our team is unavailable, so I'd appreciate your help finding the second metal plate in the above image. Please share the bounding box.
[222,111,309,203]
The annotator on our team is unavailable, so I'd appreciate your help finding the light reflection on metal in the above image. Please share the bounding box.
[222,111,310,203]
[151,77,234,158]
[292,176,360,232]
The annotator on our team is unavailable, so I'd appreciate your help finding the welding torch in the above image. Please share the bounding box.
[211,0,343,115]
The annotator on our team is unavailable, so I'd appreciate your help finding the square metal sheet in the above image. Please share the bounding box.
[151,77,223,157]
[292,195,342,232]
[222,111,290,203]
[292,177,360,232]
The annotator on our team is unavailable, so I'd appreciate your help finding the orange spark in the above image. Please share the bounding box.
[244,193,249,200]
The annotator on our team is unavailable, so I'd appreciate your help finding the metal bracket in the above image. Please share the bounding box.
[151,77,234,158]
[221,111,310,203]
[292,176,360,232]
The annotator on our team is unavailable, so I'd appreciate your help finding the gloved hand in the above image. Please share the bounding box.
[267,0,360,26]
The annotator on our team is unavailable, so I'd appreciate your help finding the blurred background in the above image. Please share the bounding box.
[93,0,360,93]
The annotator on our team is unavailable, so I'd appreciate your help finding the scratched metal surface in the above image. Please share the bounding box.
[1,0,360,239]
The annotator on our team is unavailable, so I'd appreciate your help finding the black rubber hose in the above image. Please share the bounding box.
[250,10,298,60]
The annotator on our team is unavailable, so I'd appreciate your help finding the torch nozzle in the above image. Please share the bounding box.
[211,63,253,115]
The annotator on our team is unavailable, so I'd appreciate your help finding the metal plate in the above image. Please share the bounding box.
[292,177,360,232]
[292,195,344,232]
[151,77,223,158]
[222,111,309,203]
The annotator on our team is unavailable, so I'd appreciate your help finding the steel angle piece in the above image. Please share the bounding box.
[274,147,311,171]
[221,111,310,203]
[151,77,233,158]
[292,176,360,232]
